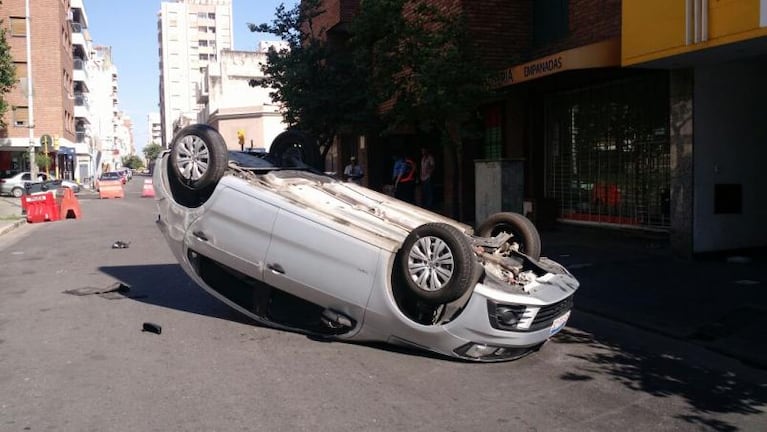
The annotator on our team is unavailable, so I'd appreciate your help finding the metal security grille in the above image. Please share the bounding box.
[545,75,671,229]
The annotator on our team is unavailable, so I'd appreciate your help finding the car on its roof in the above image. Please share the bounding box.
[153,124,579,362]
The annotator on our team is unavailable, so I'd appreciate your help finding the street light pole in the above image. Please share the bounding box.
[25,0,36,177]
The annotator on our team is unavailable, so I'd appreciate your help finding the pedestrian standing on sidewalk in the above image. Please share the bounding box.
[392,153,416,203]
[343,156,364,185]
[419,147,435,209]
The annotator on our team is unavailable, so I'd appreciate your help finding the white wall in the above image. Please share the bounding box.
[693,57,767,252]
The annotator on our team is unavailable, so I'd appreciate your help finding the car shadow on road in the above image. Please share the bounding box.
[552,325,767,432]
[98,263,467,362]
[98,263,257,326]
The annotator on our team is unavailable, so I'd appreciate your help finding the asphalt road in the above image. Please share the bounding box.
[0,177,765,432]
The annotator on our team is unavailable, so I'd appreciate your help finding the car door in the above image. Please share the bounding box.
[263,208,380,322]
[184,184,279,281]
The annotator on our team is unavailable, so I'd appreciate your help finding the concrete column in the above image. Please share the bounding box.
[669,69,694,258]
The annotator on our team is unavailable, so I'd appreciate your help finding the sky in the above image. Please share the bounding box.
[84,0,297,153]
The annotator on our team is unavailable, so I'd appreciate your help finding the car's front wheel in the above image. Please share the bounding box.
[11,187,23,198]
[476,212,541,259]
[398,223,477,304]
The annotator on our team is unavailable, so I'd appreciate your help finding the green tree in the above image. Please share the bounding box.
[248,0,374,158]
[121,155,145,170]
[142,142,163,164]
[350,0,492,217]
[0,19,18,128]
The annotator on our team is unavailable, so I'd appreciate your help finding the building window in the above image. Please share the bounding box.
[483,106,503,159]
[199,54,209,61]
[13,106,29,127]
[533,0,569,45]
[208,13,215,19]
[14,61,27,84]
[9,17,26,36]
[199,40,208,47]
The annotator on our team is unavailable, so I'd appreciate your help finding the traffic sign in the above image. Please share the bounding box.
[40,134,52,147]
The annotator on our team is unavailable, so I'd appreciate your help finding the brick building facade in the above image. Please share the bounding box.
[0,0,75,175]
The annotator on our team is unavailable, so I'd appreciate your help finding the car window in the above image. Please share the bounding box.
[21,173,30,181]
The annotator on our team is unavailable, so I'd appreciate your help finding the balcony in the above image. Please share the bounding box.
[71,22,87,50]
[74,92,90,119]
[73,57,89,82]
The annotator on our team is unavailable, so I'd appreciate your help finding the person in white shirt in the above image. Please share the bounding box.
[343,156,364,185]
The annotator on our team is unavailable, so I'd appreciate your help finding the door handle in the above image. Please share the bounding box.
[192,231,208,241]
[267,263,285,274]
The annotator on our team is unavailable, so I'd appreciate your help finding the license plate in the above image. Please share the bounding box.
[549,311,570,336]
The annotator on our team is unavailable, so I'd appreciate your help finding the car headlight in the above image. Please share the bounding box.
[487,301,527,330]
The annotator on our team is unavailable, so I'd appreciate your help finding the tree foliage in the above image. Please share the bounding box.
[121,155,145,170]
[0,20,17,129]
[350,0,491,144]
[142,142,163,163]
[248,0,374,157]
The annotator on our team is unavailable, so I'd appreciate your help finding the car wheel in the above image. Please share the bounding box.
[11,187,23,198]
[269,130,323,170]
[399,223,477,304]
[169,124,228,190]
[476,212,541,259]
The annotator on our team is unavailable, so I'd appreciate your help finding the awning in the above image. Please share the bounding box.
[492,38,621,88]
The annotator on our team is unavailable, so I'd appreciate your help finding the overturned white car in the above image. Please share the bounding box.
[154,124,579,362]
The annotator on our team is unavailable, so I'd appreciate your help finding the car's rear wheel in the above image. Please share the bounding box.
[269,130,323,170]
[398,223,477,304]
[476,212,541,259]
[170,124,228,190]
[167,124,228,208]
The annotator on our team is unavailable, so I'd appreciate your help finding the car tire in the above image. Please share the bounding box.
[11,187,23,198]
[169,124,228,191]
[269,130,323,170]
[476,212,541,259]
[399,223,477,305]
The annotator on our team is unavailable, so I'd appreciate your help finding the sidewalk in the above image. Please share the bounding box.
[0,196,26,236]
[1,195,764,368]
[541,224,767,369]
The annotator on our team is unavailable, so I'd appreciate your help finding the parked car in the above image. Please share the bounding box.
[95,171,123,191]
[0,171,74,197]
[153,125,579,362]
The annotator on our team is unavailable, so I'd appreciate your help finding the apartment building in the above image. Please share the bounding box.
[197,43,288,152]
[147,112,162,145]
[157,0,233,147]
[0,0,75,177]
[315,0,767,255]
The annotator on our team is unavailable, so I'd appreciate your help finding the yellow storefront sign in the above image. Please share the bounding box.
[493,38,620,88]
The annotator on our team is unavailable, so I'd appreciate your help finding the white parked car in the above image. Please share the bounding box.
[153,125,579,362]
[0,172,79,197]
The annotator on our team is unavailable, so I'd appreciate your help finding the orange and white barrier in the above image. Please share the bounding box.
[59,187,82,219]
[99,180,124,199]
[141,178,155,198]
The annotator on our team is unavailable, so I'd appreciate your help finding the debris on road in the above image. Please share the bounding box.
[64,282,130,296]
[112,240,131,249]
[142,322,162,335]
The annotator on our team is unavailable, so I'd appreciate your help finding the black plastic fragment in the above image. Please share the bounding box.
[142,322,162,335]
[112,240,131,249]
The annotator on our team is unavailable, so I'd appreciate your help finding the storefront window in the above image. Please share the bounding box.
[545,74,671,228]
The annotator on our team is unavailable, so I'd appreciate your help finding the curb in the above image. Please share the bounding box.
[0,218,26,237]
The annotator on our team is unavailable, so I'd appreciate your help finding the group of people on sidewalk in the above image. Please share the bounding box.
[343,147,436,210]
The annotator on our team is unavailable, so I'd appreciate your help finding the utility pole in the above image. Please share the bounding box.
[25,0,36,177]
